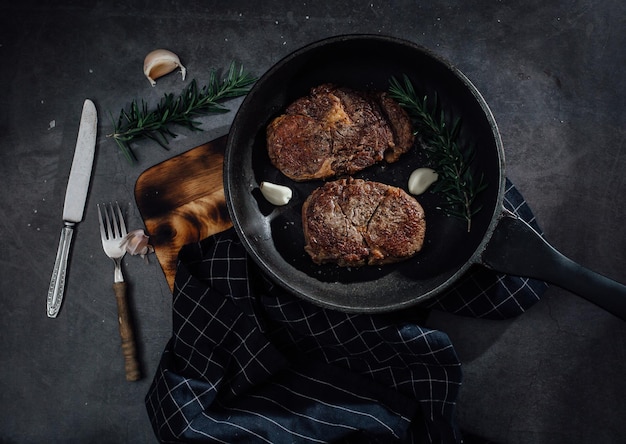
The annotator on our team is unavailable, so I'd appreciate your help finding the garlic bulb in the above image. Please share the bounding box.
[119,229,155,260]
[143,49,187,86]
[260,181,292,206]
[408,168,439,195]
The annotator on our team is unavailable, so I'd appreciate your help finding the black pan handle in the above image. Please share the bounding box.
[482,211,626,321]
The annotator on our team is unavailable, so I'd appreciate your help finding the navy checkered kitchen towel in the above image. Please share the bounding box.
[145,179,548,443]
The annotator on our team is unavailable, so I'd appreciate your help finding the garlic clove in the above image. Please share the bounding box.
[119,229,155,260]
[143,49,187,86]
[408,168,439,195]
[260,181,293,206]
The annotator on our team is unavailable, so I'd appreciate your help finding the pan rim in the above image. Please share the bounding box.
[225,33,506,313]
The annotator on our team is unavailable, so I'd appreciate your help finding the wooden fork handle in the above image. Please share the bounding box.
[113,282,141,381]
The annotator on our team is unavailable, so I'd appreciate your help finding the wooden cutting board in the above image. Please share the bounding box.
[134,135,232,291]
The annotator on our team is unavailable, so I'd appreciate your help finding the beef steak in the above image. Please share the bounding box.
[302,178,426,266]
[267,84,414,181]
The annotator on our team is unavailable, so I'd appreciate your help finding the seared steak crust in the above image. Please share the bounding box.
[267,84,414,181]
[302,178,426,266]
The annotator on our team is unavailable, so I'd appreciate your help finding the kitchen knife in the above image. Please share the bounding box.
[47,99,98,318]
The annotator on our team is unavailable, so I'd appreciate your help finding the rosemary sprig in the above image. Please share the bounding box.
[388,75,487,232]
[109,62,256,163]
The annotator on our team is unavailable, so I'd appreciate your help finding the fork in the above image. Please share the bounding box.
[97,202,141,381]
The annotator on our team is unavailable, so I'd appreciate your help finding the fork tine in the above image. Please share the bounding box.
[116,202,127,237]
[97,204,106,240]
[108,203,119,239]
[105,203,116,240]
[103,204,113,239]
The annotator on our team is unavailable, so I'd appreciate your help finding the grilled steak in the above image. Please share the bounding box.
[302,178,426,266]
[267,84,414,181]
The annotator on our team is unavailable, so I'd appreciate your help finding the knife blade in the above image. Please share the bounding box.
[47,99,98,318]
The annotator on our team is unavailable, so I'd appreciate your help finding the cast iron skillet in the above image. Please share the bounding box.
[225,34,626,319]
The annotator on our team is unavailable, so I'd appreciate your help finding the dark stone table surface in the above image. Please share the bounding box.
[1,1,625,442]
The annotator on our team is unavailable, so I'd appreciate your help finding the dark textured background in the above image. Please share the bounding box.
[1,1,625,442]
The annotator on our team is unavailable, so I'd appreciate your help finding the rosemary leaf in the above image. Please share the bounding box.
[109,62,256,163]
[388,75,487,231]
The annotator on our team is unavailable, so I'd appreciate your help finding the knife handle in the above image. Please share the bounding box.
[47,224,74,318]
[113,282,141,381]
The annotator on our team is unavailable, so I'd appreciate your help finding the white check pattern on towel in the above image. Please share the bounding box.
[145,179,546,443]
